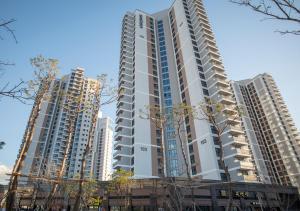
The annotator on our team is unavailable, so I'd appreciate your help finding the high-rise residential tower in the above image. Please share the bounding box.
[232,73,300,188]
[19,68,100,180]
[114,0,256,182]
[93,114,113,181]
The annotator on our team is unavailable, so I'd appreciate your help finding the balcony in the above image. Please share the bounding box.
[215,79,229,88]
[235,148,251,158]
[116,106,131,114]
[244,174,257,181]
[113,160,132,169]
[222,106,237,115]
[232,137,248,146]
[227,117,240,125]
[114,140,133,150]
[228,126,244,135]
[206,42,218,52]
[217,87,232,97]
[285,116,293,122]
[116,115,133,124]
[220,96,235,105]
[240,161,254,170]
[211,70,226,80]
[114,131,133,140]
[113,150,132,159]
[205,62,224,73]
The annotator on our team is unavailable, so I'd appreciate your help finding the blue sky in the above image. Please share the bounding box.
[0,0,299,171]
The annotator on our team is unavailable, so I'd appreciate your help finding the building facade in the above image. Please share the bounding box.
[93,115,113,181]
[19,68,100,180]
[114,0,256,182]
[4,179,300,210]
[232,73,300,189]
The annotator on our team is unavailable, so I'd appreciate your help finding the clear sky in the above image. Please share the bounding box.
[0,0,299,176]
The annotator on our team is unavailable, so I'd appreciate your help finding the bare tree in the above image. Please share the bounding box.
[64,177,98,209]
[72,74,118,211]
[165,177,185,211]
[30,160,59,209]
[43,88,86,209]
[139,105,170,209]
[0,18,17,43]
[171,104,198,181]
[6,55,59,210]
[230,0,300,35]
[171,103,198,211]
[195,99,243,211]
[0,78,33,103]
[140,104,199,210]
[139,105,167,177]
[0,18,33,104]
[108,169,134,210]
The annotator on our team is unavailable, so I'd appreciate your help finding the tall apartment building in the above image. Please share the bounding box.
[114,0,257,182]
[93,114,113,181]
[19,68,100,180]
[232,73,300,188]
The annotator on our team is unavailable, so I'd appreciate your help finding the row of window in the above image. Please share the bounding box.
[157,20,179,176]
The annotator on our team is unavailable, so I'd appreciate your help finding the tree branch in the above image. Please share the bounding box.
[230,0,300,35]
[0,19,17,43]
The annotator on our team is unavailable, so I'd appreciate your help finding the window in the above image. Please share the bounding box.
[165,99,172,106]
[139,15,143,28]
[168,140,176,149]
[163,79,170,85]
[203,89,209,96]
[161,56,167,62]
[164,93,171,98]
[168,150,177,159]
[189,144,194,153]
[190,155,195,164]
[211,126,218,134]
[160,46,166,51]
[162,73,169,79]
[199,73,205,79]
[215,148,221,157]
[201,81,207,87]
[162,67,168,73]
[220,173,227,181]
[192,166,197,175]
[198,66,204,72]
[213,136,219,145]
[196,59,202,65]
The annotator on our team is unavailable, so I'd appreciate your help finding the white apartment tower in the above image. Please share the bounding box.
[19,68,100,180]
[232,73,300,189]
[114,0,257,182]
[93,115,113,181]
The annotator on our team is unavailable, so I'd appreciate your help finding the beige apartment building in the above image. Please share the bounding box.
[114,0,256,182]
[232,73,300,189]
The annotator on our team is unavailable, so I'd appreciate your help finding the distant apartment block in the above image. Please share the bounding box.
[114,0,256,182]
[232,73,300,189]
[19,68,101,180]
[93,114,113,181]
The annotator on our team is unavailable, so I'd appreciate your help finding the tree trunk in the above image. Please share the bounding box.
[30,181,40,208]
[45,81,86,209]
[216,134,233,211]
[176,126,196,210]
[160,125,167,177]
[73,85,100,211]
[44,118,75,210]
[6,87,46,210]
[72,146,88,211]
